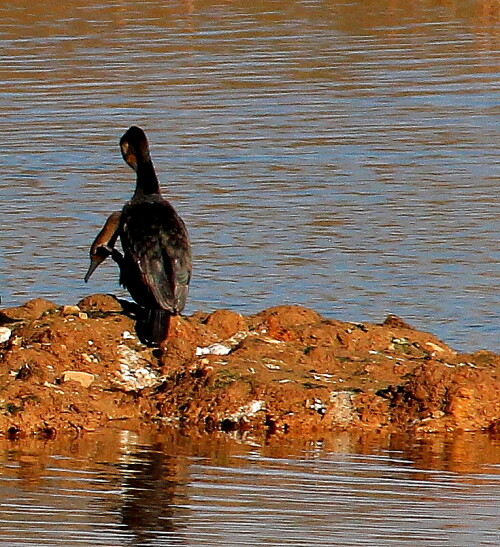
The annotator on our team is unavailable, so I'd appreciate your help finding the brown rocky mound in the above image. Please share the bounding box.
[0,295,498,437]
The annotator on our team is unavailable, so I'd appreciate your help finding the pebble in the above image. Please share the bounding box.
[196,343,232,356]
[61,371,95,388]
[81,353,98,364]
[425,341,447,353]
[0,327,12,344]
[61,305,81,316]
[196,331,250,357]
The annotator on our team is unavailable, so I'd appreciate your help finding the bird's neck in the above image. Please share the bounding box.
[133,161,160,198]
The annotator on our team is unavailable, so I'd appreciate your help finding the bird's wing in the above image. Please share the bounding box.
[146,216,191,312]
[121,201,191,313]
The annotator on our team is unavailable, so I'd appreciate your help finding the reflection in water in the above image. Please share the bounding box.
[0,1,498,354]
[0,429,498,546]
[113,443,183,543]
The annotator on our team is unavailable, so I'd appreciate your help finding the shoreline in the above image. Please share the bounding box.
[0,295,498,438]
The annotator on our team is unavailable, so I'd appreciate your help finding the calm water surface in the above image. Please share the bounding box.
[0,429,499,546]
[0,0,498,352]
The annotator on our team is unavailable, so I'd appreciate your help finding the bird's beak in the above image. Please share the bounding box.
[84,254,107,283]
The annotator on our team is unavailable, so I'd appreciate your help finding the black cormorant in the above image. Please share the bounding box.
[86,126,191,345]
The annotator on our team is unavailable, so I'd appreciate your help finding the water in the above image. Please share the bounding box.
[0,429,498,546]
[0,0,498,352]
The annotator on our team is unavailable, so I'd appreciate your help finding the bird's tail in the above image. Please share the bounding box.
[137,309,171,346]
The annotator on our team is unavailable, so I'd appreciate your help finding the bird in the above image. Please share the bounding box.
[86,126,191,345]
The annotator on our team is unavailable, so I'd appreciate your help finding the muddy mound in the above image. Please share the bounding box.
[0,296,498,437]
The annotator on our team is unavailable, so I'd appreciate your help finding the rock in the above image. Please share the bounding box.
[62,305,81,316]
[196,343,232,356]
[0,327,12,344]
[114,345,160,391]
[425,341,449,354]
[252,305,324,341]
[328,391,355,425]
[160,337,196,372]
[61,371,95,388]
[223,400,266,424]
[255,305,323,328]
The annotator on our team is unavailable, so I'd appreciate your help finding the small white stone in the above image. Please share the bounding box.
[0,327,12,344]
[62,305,81,316]
[120,363,131,374]
[122,331,135,340]
[311,373,334,382]
[196,343,231,356]
[247,400,265,415]
[425,341,447,353]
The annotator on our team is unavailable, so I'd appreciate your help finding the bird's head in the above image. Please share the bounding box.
[120,126,151,172]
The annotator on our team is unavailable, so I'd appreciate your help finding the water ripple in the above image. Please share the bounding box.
[0,0,498,352]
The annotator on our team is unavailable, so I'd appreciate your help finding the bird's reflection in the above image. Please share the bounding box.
[112,441,188,544]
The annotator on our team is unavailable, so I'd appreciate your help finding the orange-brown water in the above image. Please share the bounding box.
[0,429,499,546]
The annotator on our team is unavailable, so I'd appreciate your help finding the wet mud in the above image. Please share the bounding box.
[0,295,498,438]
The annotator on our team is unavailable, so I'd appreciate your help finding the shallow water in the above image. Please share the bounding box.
[0,0,498,352]
[0,429,499,546]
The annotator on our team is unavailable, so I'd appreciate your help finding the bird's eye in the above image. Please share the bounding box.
[121,142,129,155]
